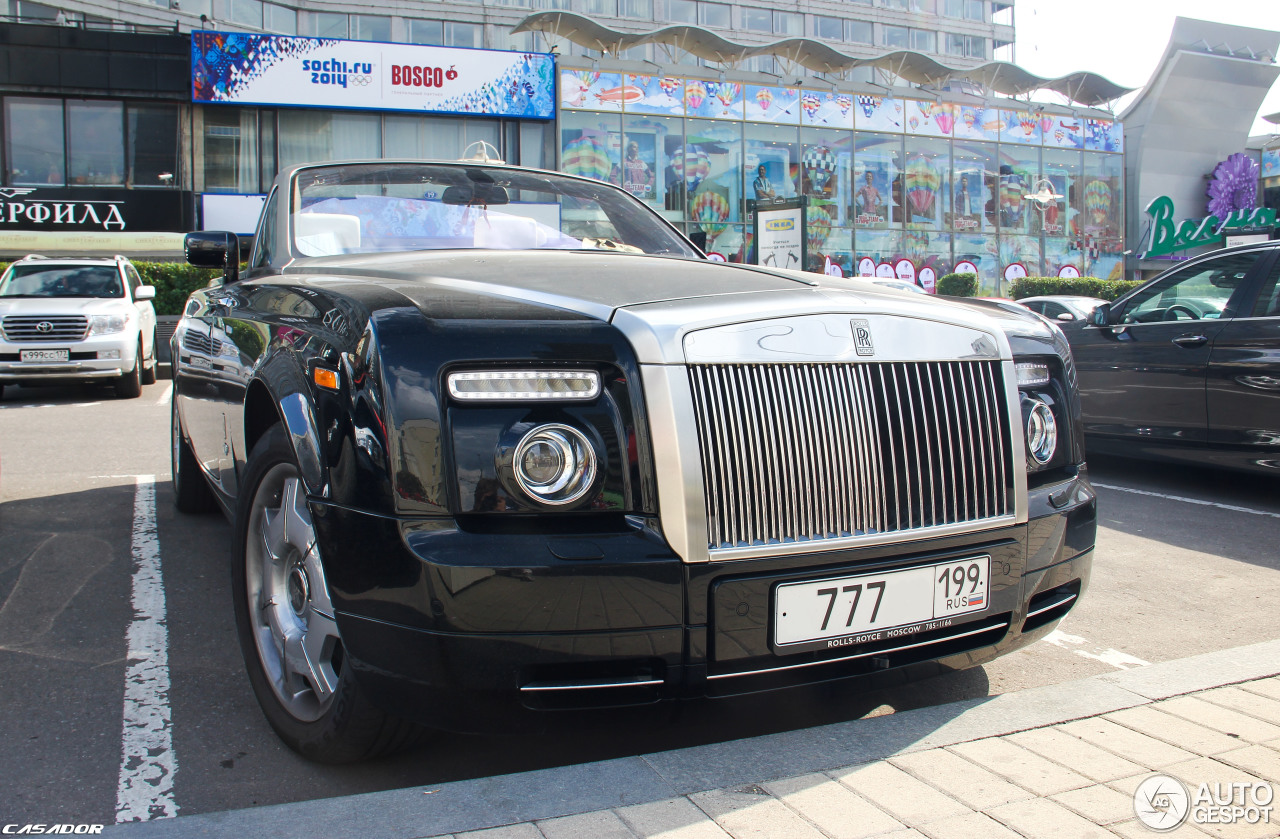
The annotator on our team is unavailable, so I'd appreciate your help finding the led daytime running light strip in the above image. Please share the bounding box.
[1015,363,1051,388]
[448,370,601,401]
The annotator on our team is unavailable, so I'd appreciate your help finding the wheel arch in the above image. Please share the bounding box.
[243,362,329,500]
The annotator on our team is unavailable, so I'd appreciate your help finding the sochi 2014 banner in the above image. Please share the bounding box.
[191,31,555,119]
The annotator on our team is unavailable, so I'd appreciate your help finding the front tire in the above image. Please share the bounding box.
[114,344,143,398]
[140,331,157,386]
[232,425,422,763]
[172,399,216,513]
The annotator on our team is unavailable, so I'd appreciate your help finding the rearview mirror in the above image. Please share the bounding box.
[1091,302,1112,326]
[441,183,509,206]
[1055,312,1076,322]
[186,231,240,284]
[134,285,156,301]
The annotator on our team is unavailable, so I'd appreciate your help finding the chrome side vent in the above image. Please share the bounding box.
[687,360,1013,554]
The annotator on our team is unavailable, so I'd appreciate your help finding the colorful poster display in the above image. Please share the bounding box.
[1085,118,1124,152]
[192,31,555,118]
[800,91,855,129]
[905,101,954,137]
[561,70,625,111]
[952,106,998,142]
[855,95,905,132]
[623,74,685,116]
[745,85,800,124]
[1042,116,1084,149]
[1001,110,1042,146]
[1264,148,1280,178]
[686,81,745,120]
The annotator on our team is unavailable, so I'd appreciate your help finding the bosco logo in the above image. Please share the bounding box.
[764,218,795,231]
[392,64,459,88]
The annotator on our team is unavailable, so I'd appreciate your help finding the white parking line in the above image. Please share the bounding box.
[1093,482,1280,519]
[154,382,173,405]
[116,475,179,822]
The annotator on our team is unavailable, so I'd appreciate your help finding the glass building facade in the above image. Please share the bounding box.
[559,69,1127,293]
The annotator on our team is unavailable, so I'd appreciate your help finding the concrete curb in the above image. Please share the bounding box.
[106,638,1280,838]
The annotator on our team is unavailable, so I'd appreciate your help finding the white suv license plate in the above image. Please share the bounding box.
[20,349,70,363]
[774,556,991,651]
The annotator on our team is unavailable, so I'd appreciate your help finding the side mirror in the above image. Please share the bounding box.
[1055,312,1076,322]
[134,285,156,301]
[1091,303,1112,326]
[185,231,240,284]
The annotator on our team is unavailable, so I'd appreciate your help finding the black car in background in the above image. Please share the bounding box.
[1072,242,1280,475]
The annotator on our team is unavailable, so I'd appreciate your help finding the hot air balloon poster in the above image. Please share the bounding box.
[624,74,685,116]
[952,105,996,142]
[905,100,953,138]
[855,95,904,133]
[744,84,800,124]
[560,70,625,111]
[855,95,906,133]
[1044,118,1083,149]
[800,91,854,128]
[560,129,618,183]
[904,154,943,226]
[1085,119,1123,153]
[1000,109,1042,145]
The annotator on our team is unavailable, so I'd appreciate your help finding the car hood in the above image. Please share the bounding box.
[0,297,132,317]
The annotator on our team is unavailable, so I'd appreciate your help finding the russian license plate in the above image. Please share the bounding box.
[19,349,69,363]
[774,556,990,652]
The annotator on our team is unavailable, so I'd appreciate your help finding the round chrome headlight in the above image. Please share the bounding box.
[1025,398,1058,466]
[512,423,597,505]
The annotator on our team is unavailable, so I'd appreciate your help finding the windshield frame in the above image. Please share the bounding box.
[283,161,703,263]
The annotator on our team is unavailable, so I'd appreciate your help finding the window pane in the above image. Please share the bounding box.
[666,0,696,23]
[264,3,296,33]
[1124,253,1258,324]
[966,36,986,58]
[904,136,949,231]
[700,2,730,27]
[745,122,797,205]
[227,0,261,28]
[310,12,347,38]
[492,29,536,51]
[815,15,841,40]
[408,19,443,44]
[259,109,275,190]
[278,111,380,170]
[351,15,390,42]
[911,0,936,12]
[966,0,984,20]
[5,97,64,186]
[444,22,481,47]
[942,0,963,16]
[845,20,872,43]
[203,108,258,193]
[944,32,965,55]
[882,25,908,49]
[743,7,770,30]
[128,104,177,188]
[773,11,801,35]
[69,100,124,185]
[384,115,462,159]
[583,0,617,15]
[952,141,997,232]
[855,133,903,227]
[561,111,622,187]
[910,29,936,52]
[619,0,651,17]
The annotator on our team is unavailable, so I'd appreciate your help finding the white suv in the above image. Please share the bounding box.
[0,254,158,399]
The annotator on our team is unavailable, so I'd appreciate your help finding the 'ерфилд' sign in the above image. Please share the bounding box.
[191,31,555,119]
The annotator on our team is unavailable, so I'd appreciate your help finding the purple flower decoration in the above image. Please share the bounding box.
[1206,152,1259,218]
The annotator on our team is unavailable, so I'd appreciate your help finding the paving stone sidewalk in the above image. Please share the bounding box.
[430,676,1280,839]
[110,639,1280,839]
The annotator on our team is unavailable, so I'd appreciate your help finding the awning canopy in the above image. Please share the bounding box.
[513,12,1133,106]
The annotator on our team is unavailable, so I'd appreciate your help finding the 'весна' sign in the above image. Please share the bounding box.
[191,31,555,120]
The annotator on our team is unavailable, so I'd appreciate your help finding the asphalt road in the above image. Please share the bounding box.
[1,380,1278,826]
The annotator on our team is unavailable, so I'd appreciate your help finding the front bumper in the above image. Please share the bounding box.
[0,334,137,382]
[315,469,1096,733]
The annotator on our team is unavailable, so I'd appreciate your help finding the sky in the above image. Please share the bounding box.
[1015,0,1280,136]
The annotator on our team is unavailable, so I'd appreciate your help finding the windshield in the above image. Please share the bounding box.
[290,163,699,259]
[0,264,124,298]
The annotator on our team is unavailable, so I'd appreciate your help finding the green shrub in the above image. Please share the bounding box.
[135,261,221,316]
[1008,276,1143,302]
[937,272,978,297]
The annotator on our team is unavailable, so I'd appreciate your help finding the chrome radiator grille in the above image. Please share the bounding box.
[2,315,88,342]
[688,360,1013,552]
